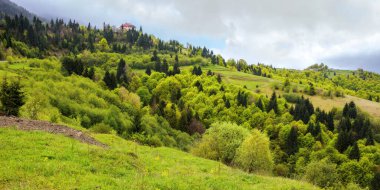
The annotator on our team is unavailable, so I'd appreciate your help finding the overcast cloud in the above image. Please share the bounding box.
[12,0,380,73]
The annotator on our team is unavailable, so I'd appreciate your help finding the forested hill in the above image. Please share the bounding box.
[0,0,39,20]
[0,2,380,189]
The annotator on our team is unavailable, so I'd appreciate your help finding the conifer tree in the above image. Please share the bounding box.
[116,58,128,83]
[217,74,222,83]
[103,71,117,90]
[256,99,264,111]
[162,59,169,74]
[267,92,279,114]
[225,99,231,108]
[173,55,181,75]
[286,126,298,155]
[348,142,360,160]
[0,77,25,116]
[145,66,152,76]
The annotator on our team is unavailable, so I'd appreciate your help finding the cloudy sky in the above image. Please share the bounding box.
[12,0,380,73]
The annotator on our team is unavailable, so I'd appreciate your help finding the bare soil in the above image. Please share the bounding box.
[0,116,108,148]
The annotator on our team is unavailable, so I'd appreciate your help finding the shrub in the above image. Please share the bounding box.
[303,159,339,188]
[234,129,274,174]
[283,93,301,103]
[90,123,113,134]
[191,122,249,164]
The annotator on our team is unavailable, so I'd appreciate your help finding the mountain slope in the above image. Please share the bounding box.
[0,0,39,20]
[0,127,319,189]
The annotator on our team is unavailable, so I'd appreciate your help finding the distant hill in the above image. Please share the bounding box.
[0,0,39,20]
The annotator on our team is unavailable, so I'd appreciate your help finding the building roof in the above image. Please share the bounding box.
[121,23,135,28]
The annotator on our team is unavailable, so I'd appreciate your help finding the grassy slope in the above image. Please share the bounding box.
[0,128,318,190]
[188,65,380,119]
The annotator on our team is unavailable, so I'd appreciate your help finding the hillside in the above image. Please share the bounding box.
[0,125,318,189]
[190,65,380,119]
[0,0,39,20]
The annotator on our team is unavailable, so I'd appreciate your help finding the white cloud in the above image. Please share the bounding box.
[11,0,380,72]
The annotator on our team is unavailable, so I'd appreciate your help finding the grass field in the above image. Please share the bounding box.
[196,65,380,119]
[0,128,318,190]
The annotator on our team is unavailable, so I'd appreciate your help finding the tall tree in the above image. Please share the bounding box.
[0,77,25,116]
[162,59,169,74]
[267,92,279,114]
[286,126,298,155]
[116,58,128,84]
[145,66,152,76]
[348,142,360,160]
[103,71,117,90]
[173,55,181,75]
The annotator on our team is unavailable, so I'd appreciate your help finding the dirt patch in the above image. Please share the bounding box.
[0,116,108,148]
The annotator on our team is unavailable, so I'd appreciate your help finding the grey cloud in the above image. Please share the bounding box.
[11,0,380,73]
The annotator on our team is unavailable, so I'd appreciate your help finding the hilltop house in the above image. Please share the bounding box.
[121,23,135,31]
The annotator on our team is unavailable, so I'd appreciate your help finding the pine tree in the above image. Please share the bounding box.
[225,99,231,108]
[336,130,350,153]
[116,58,128,83]
[267,92,279,114]
[155,59,161,72]
[173,55,181,75]
[348,101,357,119]
[145,66,152,76]
[327,112,335,131]
[217,74,222,83]
[103,71,117,90]
[0,77,25,116]
[286,126,298,155]
[348,142,360,160]
[371,172,380,190]
[162,59,169,74]
[256,99,264,111]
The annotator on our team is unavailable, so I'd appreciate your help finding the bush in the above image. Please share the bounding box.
[234,129,274,174]
[283,93,301,103]
[303,159,339,188]
[90,123,113,134]
[191,122,249,164]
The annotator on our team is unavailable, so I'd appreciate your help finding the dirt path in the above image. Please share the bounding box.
[0,116,108,148]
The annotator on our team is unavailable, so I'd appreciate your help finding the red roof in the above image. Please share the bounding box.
[121,23,135,28]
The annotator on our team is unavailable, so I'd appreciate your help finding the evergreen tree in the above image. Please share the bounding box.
[116,58,128,84]
[327,112,335,131]
[155,59,161,72]
[225,99,231,108]
[286,126,298,155]
[217,74,222,83]
[0,77,25,116]
[348,101,357,119]
[256,99,264,111]
[371,172,380,190]
[336,130,350,153]
[308,82,316,95]
[103,71,117,90]
[348,142,360,160]
[145,66,152,76]
[173,55,181,75]
[162,59,169,74]
[267,92,279,114]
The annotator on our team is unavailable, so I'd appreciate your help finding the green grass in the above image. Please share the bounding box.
[192,65,380,119]
[181,65,276,94]
[0,128,318,190]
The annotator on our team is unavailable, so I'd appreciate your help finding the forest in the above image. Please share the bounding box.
[0,14,380,190]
